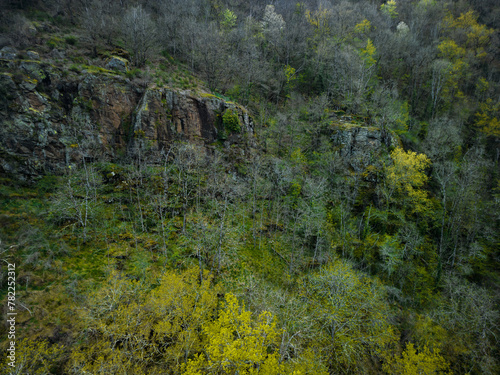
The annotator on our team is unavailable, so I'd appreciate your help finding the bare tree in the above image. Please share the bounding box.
[430,60,452,117]
[193,21,226,91]
[51,163,102,242]
[157,0,202,57]
[431,274,499,374]
[122,5,157,66]
[172,143,206,234]
[82,0,121,57]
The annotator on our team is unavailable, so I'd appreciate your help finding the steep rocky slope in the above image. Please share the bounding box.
[0,56,254,180]
[0,50,398,184]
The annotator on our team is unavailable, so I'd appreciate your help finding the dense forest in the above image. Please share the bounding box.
[0,0,499,374]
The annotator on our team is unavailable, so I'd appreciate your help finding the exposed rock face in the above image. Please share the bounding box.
[0,60,254,181]
[330,124,397,173]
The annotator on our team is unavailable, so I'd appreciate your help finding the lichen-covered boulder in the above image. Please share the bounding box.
[0,46,17,60]
[106,56,128,72]
[26,50,40,60]
[19,60,46,82]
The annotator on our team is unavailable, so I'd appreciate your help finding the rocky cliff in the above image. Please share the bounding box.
[330,121,398,173]
[0,57,254,181]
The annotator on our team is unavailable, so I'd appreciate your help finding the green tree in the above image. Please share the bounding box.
[381,0,399,19]
[222,108,241,133]
[182,293,285,374]
[436,10,496,117]
[475,98,500,138]
[383,343,452,375]
[1,339,63,375]
[302,259,398,373]
[384,147,431,214]
[70,268,219,374]
[220,8,237,32]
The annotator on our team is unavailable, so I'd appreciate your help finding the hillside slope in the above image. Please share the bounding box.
[0,1,499,374]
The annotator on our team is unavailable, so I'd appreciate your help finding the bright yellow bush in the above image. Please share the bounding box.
[182,293,284,375]
[386,147,431,214]
[383,343,452,374]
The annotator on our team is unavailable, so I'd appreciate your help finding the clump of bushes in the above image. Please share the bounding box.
[126,68,142,79]
[36,175,60,194]
[65,36,77,45]
[222,108,241,133]
[47,37,63,48]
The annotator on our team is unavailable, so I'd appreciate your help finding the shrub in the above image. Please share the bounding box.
[222,108,241,133]
[47,37,63,49]
[37,175,59,194]
[126,68,141,79]
[65,36,77,45]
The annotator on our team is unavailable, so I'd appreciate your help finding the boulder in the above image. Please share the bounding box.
[106,56,128,72]
[26,51,40,60]
[19,61,45,81]
[0,46,17,60]
[50,49,65,59]
[0,73,18,110]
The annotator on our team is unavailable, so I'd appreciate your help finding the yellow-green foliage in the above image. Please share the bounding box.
[47,36,64,48]
[284,64,297,94]
[475,98,500,138]
[150,268,219,365]
[305,5,332,38]
[381,0,398,18]
[291,147,308,166]
[443,11,493,59]
[383,343,452,374]
[413,315,449,351]
[223,108,241,133]
[360,39,377,67]
[182,293,284,374]
[438,40,466,61]
[70,268,219,374]
[1,339,63,374]
[221,8,237,31]
[395,100,410,133]
[354,19,371,34]
[386,147,431,214]
[200,92,218,99]
[69,265,324,374]
[436,10,494,106]
[85,65,116,75]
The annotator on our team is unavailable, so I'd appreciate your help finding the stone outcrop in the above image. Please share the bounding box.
[106,56,128,72]
[0,46,17,60]
[330,123,398,173]
[26,51,40,60]
[0,59,254,181]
